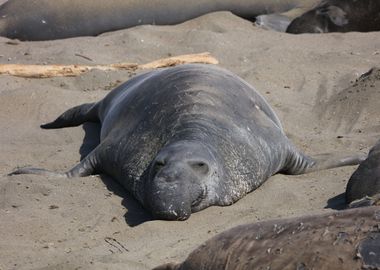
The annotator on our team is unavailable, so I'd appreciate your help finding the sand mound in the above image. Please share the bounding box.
[318,67,380,137]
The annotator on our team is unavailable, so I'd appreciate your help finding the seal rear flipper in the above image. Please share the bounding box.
[255,14,291,32]
[9,150,99,178]
[255,7,313,32]
[41,102,98,129]
[255,11,298,32]
[281,150,367,175]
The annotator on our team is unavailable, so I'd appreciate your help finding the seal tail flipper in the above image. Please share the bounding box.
[255,14,292,32]
[41,102,98,129]
[255,8,309,32]
[281,150,367,175]
[9,149,99,178]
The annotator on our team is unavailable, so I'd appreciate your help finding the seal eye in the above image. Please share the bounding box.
[189,161,209,175]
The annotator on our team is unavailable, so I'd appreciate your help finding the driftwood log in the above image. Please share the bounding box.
[0,52,218,78]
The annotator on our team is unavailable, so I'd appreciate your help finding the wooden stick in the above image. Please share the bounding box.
[0,52,219,78]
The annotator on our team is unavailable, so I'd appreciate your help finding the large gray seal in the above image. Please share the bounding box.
[0,0,320,41]
[286,0,380,33]
[10,64,365,220]
[154,206,380,270]
[346,139,380,206]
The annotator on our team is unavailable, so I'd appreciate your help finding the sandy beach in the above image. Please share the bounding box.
[0,11,379,270]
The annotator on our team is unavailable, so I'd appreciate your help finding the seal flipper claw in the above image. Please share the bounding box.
[41,103,98,129]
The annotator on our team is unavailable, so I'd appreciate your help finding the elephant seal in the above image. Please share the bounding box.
[346,140,380,205]
[286,0,380,33]
[154,205,380,270]
[0,0,320,40]
[10,64,365,220]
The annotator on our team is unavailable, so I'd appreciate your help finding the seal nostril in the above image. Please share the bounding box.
[189,161,209,175]
[152,159,166,175]
[197,162,206,168]
[156,160,165,167]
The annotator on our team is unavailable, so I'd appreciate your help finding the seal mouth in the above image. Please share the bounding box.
[191,185,207,209]
[153,210,190,221]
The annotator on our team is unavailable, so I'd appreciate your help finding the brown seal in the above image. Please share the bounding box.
[154,206,380,270]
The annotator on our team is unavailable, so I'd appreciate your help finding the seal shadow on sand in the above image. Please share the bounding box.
[325,192,346,210]
[80,122,153,226]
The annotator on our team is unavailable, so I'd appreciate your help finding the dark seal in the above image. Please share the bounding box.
[10,64,364,220]
[286,0,380,34]
[154,206,380,270]
[0,0,320,40]
[346,140,380,206]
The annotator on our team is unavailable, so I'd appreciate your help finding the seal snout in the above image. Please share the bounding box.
[146,141,217,220]
[148,157,210,220]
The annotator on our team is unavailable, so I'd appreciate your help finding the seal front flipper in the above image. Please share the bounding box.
[281,149,367,175]
[9,148,100,178]
[41,102,98,129]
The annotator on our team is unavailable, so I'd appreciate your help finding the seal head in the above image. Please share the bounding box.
[145,140,220,220]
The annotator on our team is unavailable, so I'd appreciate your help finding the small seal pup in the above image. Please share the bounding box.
[10,64,365,220]
[346,139,380,206]
[153,205,380,270]
[286,0,380,33]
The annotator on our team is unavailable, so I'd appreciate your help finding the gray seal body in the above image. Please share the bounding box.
[0,0,319,40]
[11,64,364,220]
[286,0,380,33]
